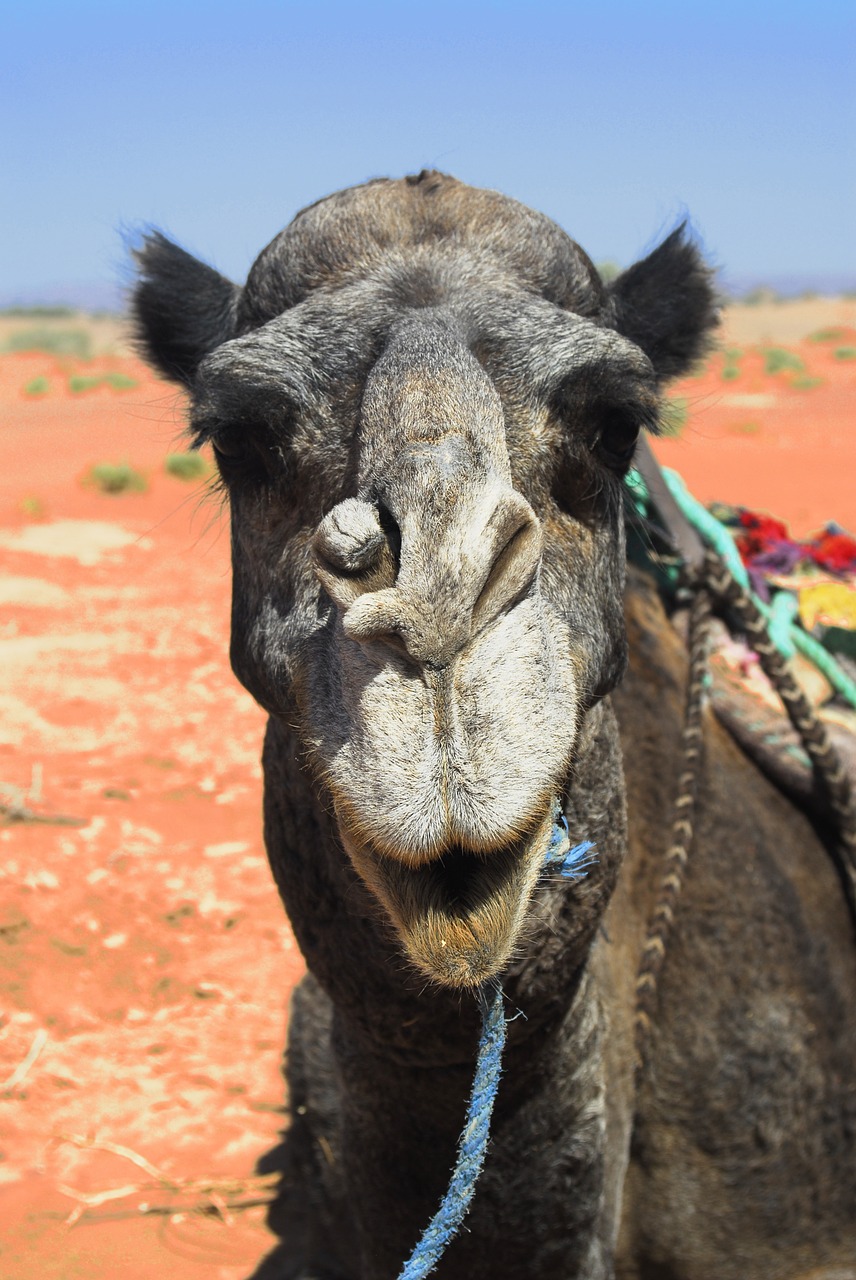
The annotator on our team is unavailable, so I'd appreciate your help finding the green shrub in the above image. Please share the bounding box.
[102,371,138,390]
[68,371,138,393]
[23,375,50,396]
[807,327,848,343]
[165,451,209,481]
[730,420,761,435]
[69,374,103,393]
[763,347,804,375]
[790,375,824,390]
[84,462,147,494]
[719,347,741,381]
[3,327,92,359]
[833,346,856,361]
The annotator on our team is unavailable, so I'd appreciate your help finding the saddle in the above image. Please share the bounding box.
[630,438,856,821]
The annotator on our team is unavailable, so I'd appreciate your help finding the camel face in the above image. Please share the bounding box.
[135,172,714,987]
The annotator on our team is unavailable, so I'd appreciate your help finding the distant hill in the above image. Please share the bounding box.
[719,271,856,300]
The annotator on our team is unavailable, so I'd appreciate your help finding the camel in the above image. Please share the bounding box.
[133,172,856,1279]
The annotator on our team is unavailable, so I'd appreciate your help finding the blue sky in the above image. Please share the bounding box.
[2,0,854,305]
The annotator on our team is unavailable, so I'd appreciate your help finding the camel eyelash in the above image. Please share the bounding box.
[192,422,283,486]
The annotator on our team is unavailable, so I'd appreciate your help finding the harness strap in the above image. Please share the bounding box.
[702,550,856,922]
[634,540,856,1076]
[634,574,712,1073]
[633,436,706,570]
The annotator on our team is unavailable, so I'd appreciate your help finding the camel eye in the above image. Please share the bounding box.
[596,412,640,470]
[211,427,251,460]
[211,427,275,482]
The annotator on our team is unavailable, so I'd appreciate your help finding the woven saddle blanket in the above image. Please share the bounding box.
[705,621,856,818]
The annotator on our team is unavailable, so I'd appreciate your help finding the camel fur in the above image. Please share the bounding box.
[134,172,856,1279]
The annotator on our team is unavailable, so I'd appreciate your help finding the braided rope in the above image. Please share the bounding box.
[398,819,595,1279]
[634,580,713,1073]
[701,549,856,924]
[634,549,856,1075]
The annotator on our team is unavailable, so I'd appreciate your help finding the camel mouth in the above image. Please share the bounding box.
[345,808,556,987]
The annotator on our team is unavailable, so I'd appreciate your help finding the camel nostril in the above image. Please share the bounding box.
[472,499,542,634]
[313,498,386,574]
[374,499,402,574]
[336,488,543,667]
[312,498,398,610]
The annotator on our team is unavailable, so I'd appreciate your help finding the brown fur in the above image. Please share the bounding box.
[614,571,856,1277]
[133,172,856,1278]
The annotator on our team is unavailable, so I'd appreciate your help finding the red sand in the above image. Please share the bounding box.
[0,316,853,1277]
[654,332,856,535]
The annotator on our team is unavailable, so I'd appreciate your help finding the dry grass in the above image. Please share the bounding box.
[0,311,133,357]
[721,296,856,346]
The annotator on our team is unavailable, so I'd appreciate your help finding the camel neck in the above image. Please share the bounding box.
[261,706,627,1059]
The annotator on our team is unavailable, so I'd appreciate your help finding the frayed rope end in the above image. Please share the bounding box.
[544,812,598,878]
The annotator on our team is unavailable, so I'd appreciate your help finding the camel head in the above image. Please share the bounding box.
[134,172,717,988]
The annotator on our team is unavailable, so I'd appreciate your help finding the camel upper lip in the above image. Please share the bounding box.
[344,809,557,987]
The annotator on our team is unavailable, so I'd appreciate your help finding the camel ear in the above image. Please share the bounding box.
[132,232,240,387]
[608,225,719,381]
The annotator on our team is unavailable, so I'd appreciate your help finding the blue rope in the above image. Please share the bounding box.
[398,812,594,1279]
[398,982,507,1280]
[659,467,750,588]
[544,812,597,878]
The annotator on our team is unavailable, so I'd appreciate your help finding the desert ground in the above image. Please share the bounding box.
[0,296,854,1278]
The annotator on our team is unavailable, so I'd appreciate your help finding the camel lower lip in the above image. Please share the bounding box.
[345,809,556,986]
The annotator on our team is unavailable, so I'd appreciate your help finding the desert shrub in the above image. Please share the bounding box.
[165,451,208,481]
[3,327,92,359]
[833,346,856,361]
[763,347,804,375]
[69,374,103,393]
[23,376,50,396]
[807,327,848,343]
[790,375,824,390]
[719,347,741,381]
[729,421,761,435]
[20,496,45,518]
[102,372,138,390]
[84,462,147,494]
[69,371,138,393]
